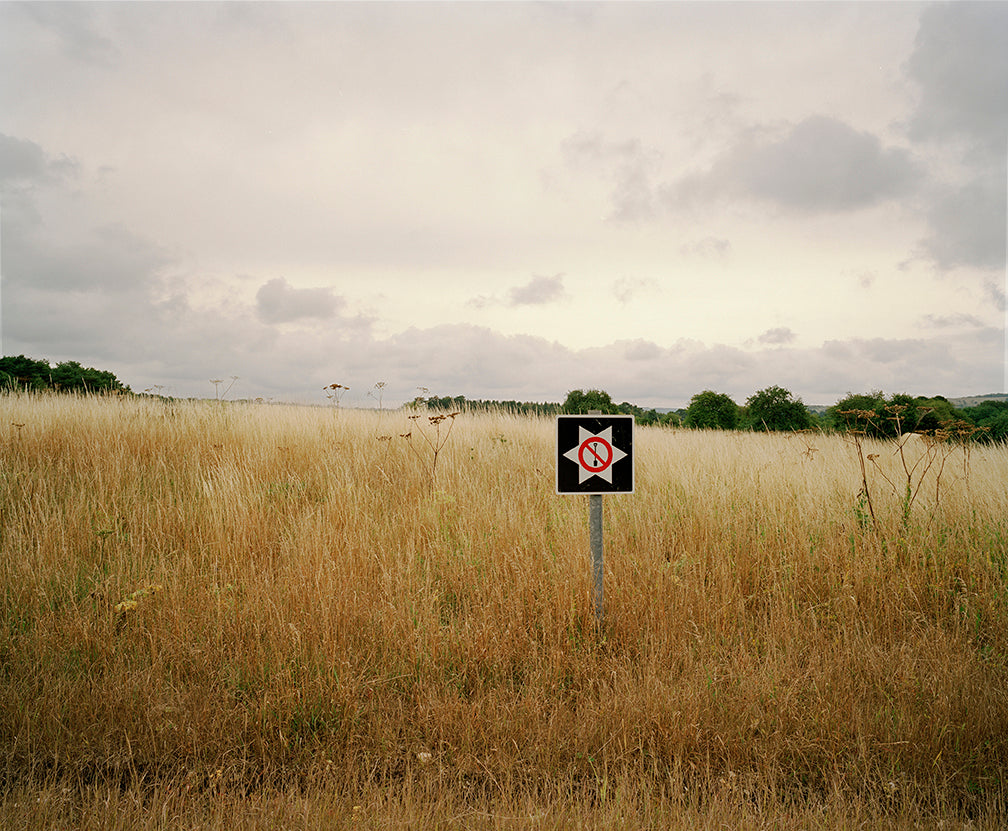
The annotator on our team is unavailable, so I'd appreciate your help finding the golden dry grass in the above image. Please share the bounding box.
[1,392,1006,827]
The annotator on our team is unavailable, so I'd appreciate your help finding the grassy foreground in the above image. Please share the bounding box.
[1,392,1006,828]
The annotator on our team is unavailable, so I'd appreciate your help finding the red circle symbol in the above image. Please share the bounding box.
[578,437,613,472]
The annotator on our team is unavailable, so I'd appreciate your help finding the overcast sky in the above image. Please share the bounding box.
[1,1,1005,408]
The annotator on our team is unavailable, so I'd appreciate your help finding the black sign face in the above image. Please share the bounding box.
[556,415,634,494]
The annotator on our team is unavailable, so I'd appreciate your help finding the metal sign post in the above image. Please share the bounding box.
[588,491,604,623]
[556,412,634,626]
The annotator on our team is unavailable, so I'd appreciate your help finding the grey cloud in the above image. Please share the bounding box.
[861,338,909,364]
[919,313,984,329]
[380,325,574,401]
[562,133,660,221]
[20,2,117,65]
[623,340,661,361]
[840,336,971,374]
[467,273,568,309]
[0,135,80,254]
[466,295,492,310]
[254,324,996,408]
[89,225,174,294]
[2,172,186,371]
[507,273,566,306]
[0,134,48,184]
[5,213,172,296]
[671,116,920,213]
[758,327,796,345]
[733,332,1001,406]
[906,2,1008,159]
[255,277,343,324]
[984,280,1006,314]
[814,333,1001,396]
[8,260,1001,403]
[5,268,360,402]
[681,343,756,390]
[904,3,1008,273]
[0,133,78,186]
[592,331,999,409]
[919,173,1006,272]
[9,287,115,358]
[612,276,659,305]
[0,137,207,383]
[680,237,731,258]
[610,144,659,222]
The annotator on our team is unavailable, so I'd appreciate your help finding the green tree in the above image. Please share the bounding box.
[912,396,961,433]
[0,355,130,394]
[418,395,561,416]
[684,390,738,430]
[614,400,662,426]
[51,361,91,392]
[743,385,812,432]
[0,355,49,390]
[562,389,617,414]
[962,399,1008,442]
[829,392,891,436]
[638,408,661,426]
[828,391,936,438]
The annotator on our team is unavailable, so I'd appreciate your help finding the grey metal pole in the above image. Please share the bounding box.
[589,493,604,625]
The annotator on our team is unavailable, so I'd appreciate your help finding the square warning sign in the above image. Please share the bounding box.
[556,414,634,495]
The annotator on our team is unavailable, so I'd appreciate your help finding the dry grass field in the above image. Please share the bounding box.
[1,392,1006,828]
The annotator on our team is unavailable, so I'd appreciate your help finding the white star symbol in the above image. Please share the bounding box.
[562,426,628,484]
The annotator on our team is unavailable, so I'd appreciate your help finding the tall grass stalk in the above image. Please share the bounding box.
[1,392,1006,826]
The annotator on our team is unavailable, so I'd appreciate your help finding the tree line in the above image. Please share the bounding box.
[674,387,1008,443]
[0,355,131,395]
[4,353,1005,443]
[418,387,1008,443]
